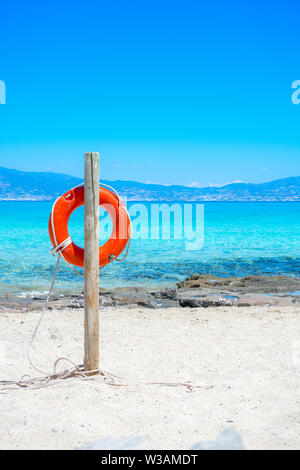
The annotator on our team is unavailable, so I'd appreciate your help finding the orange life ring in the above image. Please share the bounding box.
[48,185,131,268]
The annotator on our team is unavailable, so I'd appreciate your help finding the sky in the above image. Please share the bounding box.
[0,0,300,187]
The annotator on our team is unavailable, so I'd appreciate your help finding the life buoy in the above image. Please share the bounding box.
[48,185,131,268]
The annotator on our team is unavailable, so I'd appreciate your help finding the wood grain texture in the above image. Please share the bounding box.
[84,152,99,371]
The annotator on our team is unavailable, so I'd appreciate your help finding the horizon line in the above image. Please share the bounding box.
[0,165,299,190]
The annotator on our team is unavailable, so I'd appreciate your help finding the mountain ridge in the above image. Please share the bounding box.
[0,166,300,201]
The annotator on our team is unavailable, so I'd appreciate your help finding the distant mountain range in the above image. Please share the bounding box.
[0,166,300,202]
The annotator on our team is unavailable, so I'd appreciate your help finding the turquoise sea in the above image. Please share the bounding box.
[0,201,299,299]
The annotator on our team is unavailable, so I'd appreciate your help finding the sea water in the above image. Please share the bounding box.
[0,201,299,298]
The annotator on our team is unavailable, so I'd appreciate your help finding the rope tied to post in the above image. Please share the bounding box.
[50,236,72,256]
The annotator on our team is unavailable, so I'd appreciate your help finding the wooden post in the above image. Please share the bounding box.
[84,152,99,372]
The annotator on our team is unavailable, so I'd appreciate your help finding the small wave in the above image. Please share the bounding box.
[17,290,49,299]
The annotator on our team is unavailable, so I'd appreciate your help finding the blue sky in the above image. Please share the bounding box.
[0,0,299,186]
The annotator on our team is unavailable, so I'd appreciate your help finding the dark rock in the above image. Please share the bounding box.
[177,274,300,294]
[99,287,178,309]
[151,289,177,301]
[2,274,300,312]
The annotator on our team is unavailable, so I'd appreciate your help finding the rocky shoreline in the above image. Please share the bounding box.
[1,274,300,312]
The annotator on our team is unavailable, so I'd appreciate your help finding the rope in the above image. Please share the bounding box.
[108,235,132,263]
[26,254,61,376]
[50,236,72,256]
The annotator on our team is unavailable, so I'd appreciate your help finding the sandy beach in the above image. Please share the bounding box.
[0,305,300,450]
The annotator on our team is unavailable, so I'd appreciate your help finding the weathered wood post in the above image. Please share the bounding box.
[84,152,99,372]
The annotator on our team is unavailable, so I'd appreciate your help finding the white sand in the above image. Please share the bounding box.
[0,305,300,450]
